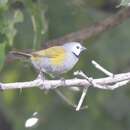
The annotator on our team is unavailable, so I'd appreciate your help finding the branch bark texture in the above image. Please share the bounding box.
[45,7,130,45]
[1,72,130,91]
[1,61,130,111]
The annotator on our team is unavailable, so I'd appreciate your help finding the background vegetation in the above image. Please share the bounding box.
[0,0,130,130]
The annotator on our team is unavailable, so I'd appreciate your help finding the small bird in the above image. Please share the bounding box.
[11,42,86,77]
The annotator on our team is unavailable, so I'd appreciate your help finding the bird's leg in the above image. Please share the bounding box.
[37,69,46,90]
[60,77,66,86]
[0,83,3,91]
[50,75,66,87]
[37,71,45,80]
[59,77,66,87]
[74,70,94,86]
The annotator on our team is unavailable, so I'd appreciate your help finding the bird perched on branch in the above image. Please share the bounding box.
[11,42,86,77]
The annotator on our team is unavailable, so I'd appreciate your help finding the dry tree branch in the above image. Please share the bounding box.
[0,61,129,92]
[1,72,130,91]
[0,61,130,110]
[4,6,130,111]
[75,88,88,111]
[45,7,130,46]
[7,8,130,90]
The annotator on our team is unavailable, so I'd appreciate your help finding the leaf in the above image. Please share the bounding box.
[14,9,24,23]
[24,0,47,50]
[0,0,8,6]
[0,43,6,71]
[0,9,24,46]
[0,0,8,11]
[117,0,130,7]
[6,10,24,46]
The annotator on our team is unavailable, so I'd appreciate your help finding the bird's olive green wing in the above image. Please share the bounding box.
[31,46,66,65]
[31,46,65,58]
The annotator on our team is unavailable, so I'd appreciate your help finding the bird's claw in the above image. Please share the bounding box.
[60,78,66,86]
[0,83,3,91]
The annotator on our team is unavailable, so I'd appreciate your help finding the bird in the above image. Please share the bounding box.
[11,42,86,77]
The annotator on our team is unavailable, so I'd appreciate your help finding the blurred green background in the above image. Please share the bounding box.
[0,0,130,130]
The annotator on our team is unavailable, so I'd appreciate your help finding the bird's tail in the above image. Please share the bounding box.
[10,51,32,59]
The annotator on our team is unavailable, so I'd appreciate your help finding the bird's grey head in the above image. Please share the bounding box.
[63,42,86,57]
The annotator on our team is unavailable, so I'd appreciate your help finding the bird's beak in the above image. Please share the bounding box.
[81,46,87,51]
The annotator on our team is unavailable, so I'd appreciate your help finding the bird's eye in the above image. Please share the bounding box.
[76,46,80,49]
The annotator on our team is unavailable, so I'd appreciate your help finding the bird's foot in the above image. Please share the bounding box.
[60,77,66,86]
[0,83,3,91]
[37,71,46,90]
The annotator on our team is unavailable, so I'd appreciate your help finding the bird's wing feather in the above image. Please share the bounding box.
[31,46,65,58]
[31,46,66,65]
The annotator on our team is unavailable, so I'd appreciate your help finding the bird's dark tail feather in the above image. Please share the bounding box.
[10,51,32,58]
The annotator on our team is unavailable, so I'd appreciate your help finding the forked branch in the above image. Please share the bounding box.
[0,61,129,91]
[0,61,130,111]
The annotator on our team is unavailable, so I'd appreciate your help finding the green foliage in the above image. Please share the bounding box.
[0,0,8,11]
[0,0,130,130]
[0,0,24,71]
[23,0,47,50]
[117,0,130,7]
[0,10,24,46]
[0,43,6,70]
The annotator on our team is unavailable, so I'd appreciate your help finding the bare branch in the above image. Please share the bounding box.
[76,88,88,111]
[45,7,130,46]
[0,71,130,91]
[92,60,114,77]
[1,60,130,111]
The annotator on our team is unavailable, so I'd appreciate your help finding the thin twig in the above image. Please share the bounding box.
[31,15,37,50]
[1,72,130,90]
[92,60,113,76]
[1,61,130,110]
[55,89,88,110]
[45,7,130,46]
[55,89,77,108]
[76,88,88,111]
[92,80,130,90]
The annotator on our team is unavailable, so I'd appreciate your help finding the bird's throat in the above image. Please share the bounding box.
[72,52,79,58]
